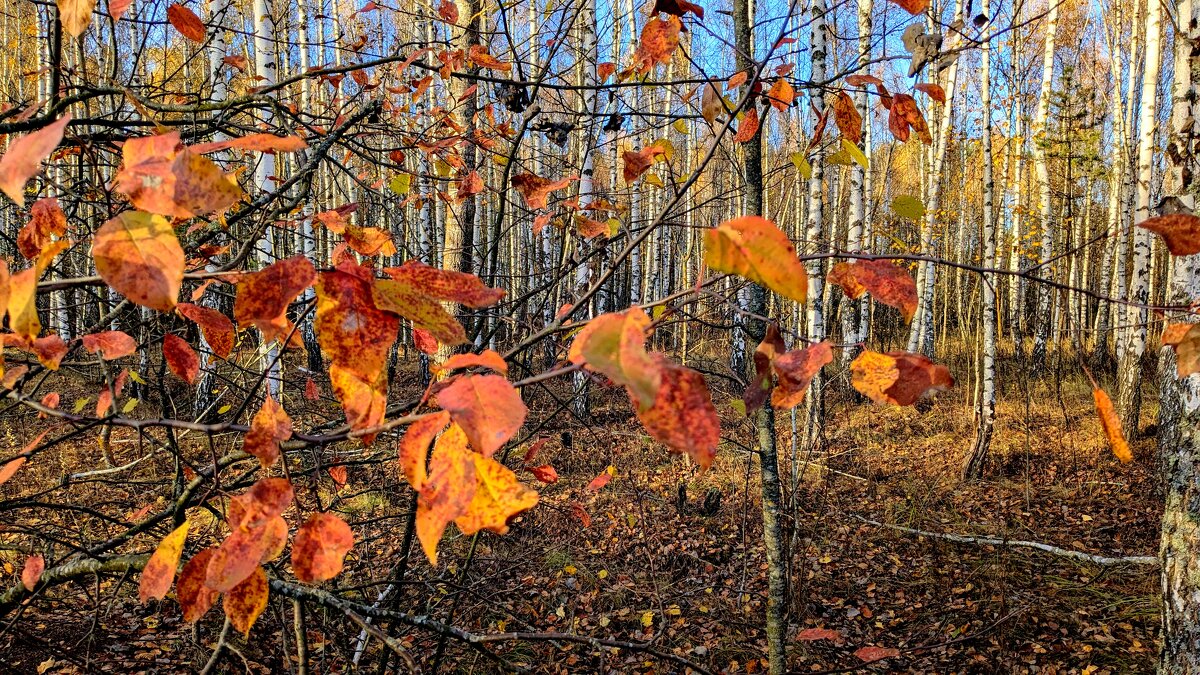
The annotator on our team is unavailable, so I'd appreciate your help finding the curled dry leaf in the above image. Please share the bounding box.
[704,216,808,303]
[771,341,834,409]
[398,410,451,491]
[829,91,862,145]
[511,173,577,210]
[436,349,508,375]
[827,259,918,322]
[1138,213,1200,256]
[19,198,67,259]
[850,350,953,405]
[0,115,71,207]
[138,521,189,603]
[1094,387,1132,463]
[633,16,682,75]
[292,512,355,583]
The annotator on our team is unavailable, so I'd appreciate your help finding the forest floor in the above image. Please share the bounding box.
[0,348,1166,674]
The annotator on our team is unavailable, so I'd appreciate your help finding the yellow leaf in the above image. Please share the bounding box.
[641,611,654,627]
[673,119,689,134]
[703,216,807,303]
[843,138,869,169]
[388,174,411,195]
[644,173,664,188]
[790,152,812,179]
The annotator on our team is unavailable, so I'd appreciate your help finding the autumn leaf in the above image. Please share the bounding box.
[18,198,67,259]
[766,79,796,112]
[108,0,130,20]
[827,259,918,321]
[569,307,662,409]
[436,349,509,375]
[733,106,760,143]
[315,259,400,440]
[850,350,954,405]
[115,134,244,218]
[468,45,511,72]
[829,91,862,145]
[1094,388,1132,463]
[0,115,70,207]
[436,374,527,458]
[511,173,577,210]
[1163,323,1200,376]
[234,255,316,347]
[189,133,308,155]
[587,470,611,491]
[176,302,235,359]
[163,334,200,384]
[139,522,189,603]
[93,211,184,312]
[651,0,703,18]
[206,478,294,591]
[771,341,833,409]
[701,82,724,126]
[167,3,205,42]
[21,554,43,591]
[744,322,786,414]
[437,0,458,23]
[455,453,539,535]
[635,358,720,470]
[703,216,808,303]
[244,395,292,467]
[633,16,682,75]
[177,548,219,622]
[889,93,932,144]
[292,513,354,583]
[58,0,96,36]
[224,566,268,635]
[914,82,946,103]
[398,410,451,491]
[82,331,138,360]
[623,145,666,183]
[798,627,841,641]
[416,423,477,565]
[855,646,901,663]
[383,260,506,308]
[528,464,558,484]
[1138,213,1200,256]
[372,279,468,346]
[885,0,927,13]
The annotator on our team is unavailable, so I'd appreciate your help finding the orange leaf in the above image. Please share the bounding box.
[384,260,506,308]
[633,16,681,74]
[58,0,96,36]
[1094,388,1132,463]
[725,71,748,91]
[436,374,527,458]
[224,566,268,635]
[744,322,786,414]
[244,395,292,467]
[115,134,243,218]
[316,258,399,443]
[855,646,901,663]
[176,302,235,359]
[189,133,308,154]
[1163,323,1200,376]
[1139,213,1200,256]
[206,478,294,591]
[416,423,477,565]
[827,259,918,321]
[437,0,458,23]
[568,307,661,409]
[733,106,760,143]
[622,144,667,183]
[108,0,131,20]
[468,44,511,72]
[234,255,316,347]
[163,334,200,384]
[21,554,43,591]
[292,512,355,583]
[18,198,67,259]
[771,341,833,409]
[914,82,946,103]
[587,470,611,491]
[766,79,795,112]
[138,522,189,603]
[399,410,451,491]
[635,358,720,470]
[885,0,927,12]
[829,90,862,145]
[511,173,577,210]
[177,548,220,622]
[889,93,931,144]
[93,211,184,312]
[703,216,807,303]
[167,3,206,42]
[0,114,70,207]
[528,464,558,484]
[850,350,953,405]
[651,0,703,17]
[82,330,138,360]
[436,349,508,375]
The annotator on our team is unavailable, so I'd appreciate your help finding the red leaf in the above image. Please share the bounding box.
[587,470,611,492]
[163,334,200,384]
[109,0,132,21]
[167,4,206,42]
[138,522,189,603]
[827,259,918,322]
[292,513,355,583]
[798,627,841,641]
[234,255,316,347]
[82,330,137,360]
[176,302,235,359]
[850,351,953,405]
[511,173,577,210]
[437,0,458,23]
[635,359,720,470]
[413,328,438,354]
[529,464,558,484]
[18,198,67,259]
[771,341,834,409]
[244,395,292,467]
[651,0,703,17]
[571,501,592,527]
[305,377,320,400]
[206,478,294,591]
[177,548,219,622]
[914,82,946,103]
[829,90,862,145]
[733,106,760,143]
[1139,213,1200,256]
[224,566,268,635]
[855,646,900,663]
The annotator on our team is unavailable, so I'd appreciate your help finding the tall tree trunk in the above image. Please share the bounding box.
[1028,0,1059,368]
[733,0,787,670]
[1118,0,1161,432]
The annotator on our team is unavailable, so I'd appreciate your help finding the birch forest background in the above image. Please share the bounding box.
[2,0,1200,670]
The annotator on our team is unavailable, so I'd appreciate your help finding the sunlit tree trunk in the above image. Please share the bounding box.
[841,0,871,364]
[1118,0,1161,431]
[1029,0,1059,367]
